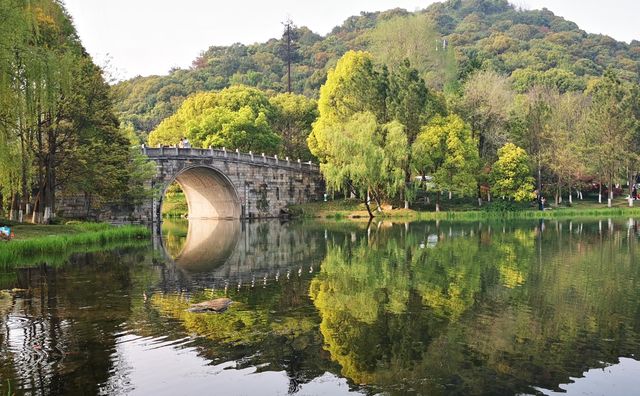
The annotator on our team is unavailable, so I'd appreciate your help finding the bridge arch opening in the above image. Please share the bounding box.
[162,165,242,219]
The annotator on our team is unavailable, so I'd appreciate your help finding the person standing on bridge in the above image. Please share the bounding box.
[180,136,191,149]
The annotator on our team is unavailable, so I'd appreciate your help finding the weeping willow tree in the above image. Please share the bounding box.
[0,0,29,219]
[0,0,148,223]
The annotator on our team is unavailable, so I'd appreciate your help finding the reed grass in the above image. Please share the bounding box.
[0,225,150,268]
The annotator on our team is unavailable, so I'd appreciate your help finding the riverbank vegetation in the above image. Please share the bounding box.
[292,196,640,221]
[162,183,188,218]
[308,49,639,217]
[0,0,153,225]
[0,222,150,267]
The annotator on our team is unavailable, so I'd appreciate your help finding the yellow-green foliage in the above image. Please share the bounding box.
[412,114,479,197]
[308,222,540,385]
[148,86,280,154]
[269,92,317,161]
[490,143,536,202]
[151,293,268,346]
[309,51,385,160]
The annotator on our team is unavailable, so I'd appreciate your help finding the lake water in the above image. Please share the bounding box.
[1,218,639,395]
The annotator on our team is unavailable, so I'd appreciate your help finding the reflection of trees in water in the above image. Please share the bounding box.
[150,275,336,394]
[0,248,158,395]
[150,220,334,392]
[5,220,635,395]
[162,219,188,258]
[310,220,640,394]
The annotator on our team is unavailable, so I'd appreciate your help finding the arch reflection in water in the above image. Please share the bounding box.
[162,219,241,272]
[160,219,325,288]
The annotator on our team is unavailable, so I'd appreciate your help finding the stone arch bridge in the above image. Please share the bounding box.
[138,146,324,223]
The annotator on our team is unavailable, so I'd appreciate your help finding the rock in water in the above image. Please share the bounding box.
[187,298,233,313]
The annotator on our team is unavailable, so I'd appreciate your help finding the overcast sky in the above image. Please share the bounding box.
[61,0,640,80]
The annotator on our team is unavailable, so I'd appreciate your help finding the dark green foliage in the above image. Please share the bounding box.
[482,199,529,213]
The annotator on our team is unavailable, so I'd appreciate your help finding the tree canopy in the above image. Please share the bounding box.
[113,0,640,138]
[148,86,281,154]
[0,0,146,222]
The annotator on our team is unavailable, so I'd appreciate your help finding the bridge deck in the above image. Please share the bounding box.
[143,146,320,173]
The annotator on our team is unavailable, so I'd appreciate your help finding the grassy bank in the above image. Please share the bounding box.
[0,222,150,268]
[162,191,188,218]
[291,198,640,221]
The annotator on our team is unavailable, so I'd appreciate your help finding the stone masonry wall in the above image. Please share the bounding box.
[55,148,324,224]
[140,147,324,224]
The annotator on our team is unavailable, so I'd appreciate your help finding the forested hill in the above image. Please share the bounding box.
[113,0,640,136]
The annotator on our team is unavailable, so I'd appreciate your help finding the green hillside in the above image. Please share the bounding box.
[113,0,640,137]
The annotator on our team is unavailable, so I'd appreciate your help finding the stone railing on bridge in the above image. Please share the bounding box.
[142,145,320,173]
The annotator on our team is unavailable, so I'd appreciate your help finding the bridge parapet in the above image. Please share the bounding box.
[142,146,320,173]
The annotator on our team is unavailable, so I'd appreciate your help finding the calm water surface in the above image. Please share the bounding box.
[1,218,640,395]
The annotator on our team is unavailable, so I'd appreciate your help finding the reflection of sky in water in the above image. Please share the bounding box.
[536,358,640,396]
[103,333,362,396]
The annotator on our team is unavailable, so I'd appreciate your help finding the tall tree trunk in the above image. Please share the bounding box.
[43,117,57,224]
[403,163,411,209]
[598,178,603,204]
[32,190,41,224]
[364,189,374,219]
[19,128,29,221]
[44,160,54,223]
[286,23,292,93]
[10,192,19,221]
[349,182,373,219]
[608,173,613,208]
[629,170,634,207]
[558,176,562,204]
[537,158,542,210]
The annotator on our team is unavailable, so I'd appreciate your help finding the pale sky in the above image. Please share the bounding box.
[61,0,640,80]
